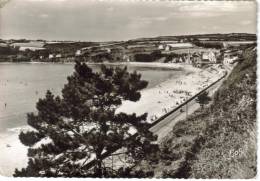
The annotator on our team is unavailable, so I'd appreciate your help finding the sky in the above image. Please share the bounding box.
[0,0,257,41]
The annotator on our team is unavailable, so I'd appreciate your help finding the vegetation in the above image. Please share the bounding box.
[14,61,158,177]
[134,50,162,62]
[192,39,223,49]
[152,46,256,178]
[196,91,211,109]
[91,53,113,62]
[43,42,98,55]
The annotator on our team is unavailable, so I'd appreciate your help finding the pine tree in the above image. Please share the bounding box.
[196,91,212,109]
[14,61,158,177]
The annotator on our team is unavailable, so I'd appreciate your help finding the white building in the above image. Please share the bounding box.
[56,54,62,58]
[75,50,81,56]
[105,48,111,53]
[49,54,54,59]
[158,44,165,50]
[202,51,217,63]
[223,55,238,64]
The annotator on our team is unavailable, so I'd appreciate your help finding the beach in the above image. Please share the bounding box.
[116,64,225,122]
[0,63,225,176]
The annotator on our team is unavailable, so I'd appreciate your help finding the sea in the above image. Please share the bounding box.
[0,62,186,176]
[0,62,184,134]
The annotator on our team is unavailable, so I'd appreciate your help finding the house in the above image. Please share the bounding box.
[105,48,111,53]
[75,50,81,56]
[201,51,217,63]
[223,53,238,64]
[158,44,165,50]
[223,49,240,64]
[223,55,238,64]
[56,54,62,58]
[49,54,54,59]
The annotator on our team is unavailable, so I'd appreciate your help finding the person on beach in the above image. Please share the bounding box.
[4,103,7,108]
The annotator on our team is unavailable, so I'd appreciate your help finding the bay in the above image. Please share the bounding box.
[0,62,183,133]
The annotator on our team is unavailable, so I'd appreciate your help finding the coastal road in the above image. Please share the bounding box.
[86,64,235,169]
[149,65,234,141]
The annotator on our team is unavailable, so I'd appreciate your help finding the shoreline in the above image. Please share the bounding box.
[0,62,225,177]
[116,64,225,122]
[0,61,193,70]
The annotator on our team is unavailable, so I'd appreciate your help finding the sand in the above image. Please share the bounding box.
[0,63,225,176]
[116,64,225,122]
[0,127,29,176]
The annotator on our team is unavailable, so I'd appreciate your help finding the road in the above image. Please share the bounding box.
[87,64,236,169]
[149,64,235,141]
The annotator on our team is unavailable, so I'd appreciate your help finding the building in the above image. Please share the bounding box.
[105,48,111,53]
[201,51,217,63]
[223,55,238,64]
[158,44,165,50]
[49,54,54,59]
[75,50,81,56]
[56,54,62,58]
[223,51,239,64]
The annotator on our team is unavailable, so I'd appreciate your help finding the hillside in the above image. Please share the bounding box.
[148,46,256,178]
[129,33,256,43]
[43,42,99,55]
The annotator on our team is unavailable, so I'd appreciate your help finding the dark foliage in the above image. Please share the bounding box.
[134,50,162,62]
[158,46,256,178]
[14,61,158,177]
[196,91,211,109]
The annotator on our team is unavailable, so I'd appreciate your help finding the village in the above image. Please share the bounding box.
[0,34,256,67]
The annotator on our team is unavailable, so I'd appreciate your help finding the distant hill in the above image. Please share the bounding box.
[127,33,256,43]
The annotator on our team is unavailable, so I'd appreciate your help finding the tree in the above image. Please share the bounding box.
[196,91,212,109]
[150,50,162,60]
[14,61,158,177]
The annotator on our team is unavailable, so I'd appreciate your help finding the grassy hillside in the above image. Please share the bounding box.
[129,33,256,43]
[155,46,256,178]
[43,42,98,55]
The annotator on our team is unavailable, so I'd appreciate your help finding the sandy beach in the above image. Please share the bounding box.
[116,64,225,122]
[0,127,29,176]
[0,63,225,176]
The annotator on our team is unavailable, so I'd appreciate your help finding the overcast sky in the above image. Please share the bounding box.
[0,0,256,41]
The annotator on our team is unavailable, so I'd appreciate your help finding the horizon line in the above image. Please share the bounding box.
[0,32,256,43]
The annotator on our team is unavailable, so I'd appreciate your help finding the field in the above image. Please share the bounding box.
[162,48,219,55]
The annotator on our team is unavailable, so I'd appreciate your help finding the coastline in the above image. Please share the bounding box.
[116,64,224,122]
[0,62,224,176]
[0,61,184,70]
